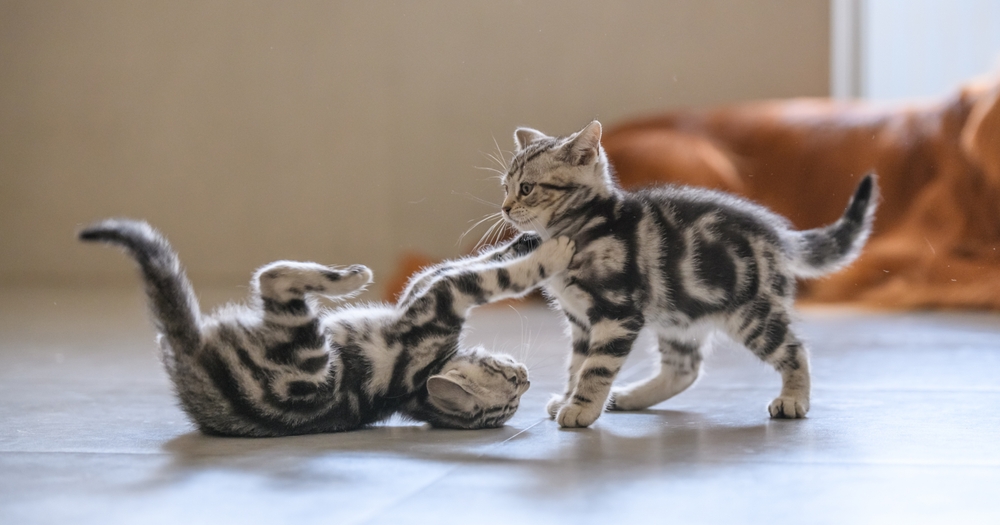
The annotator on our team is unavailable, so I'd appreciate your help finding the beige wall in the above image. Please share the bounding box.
[0,1,830,295]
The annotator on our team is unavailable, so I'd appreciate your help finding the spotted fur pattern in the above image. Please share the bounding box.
[500,121,878,428]
[79,219,575,436]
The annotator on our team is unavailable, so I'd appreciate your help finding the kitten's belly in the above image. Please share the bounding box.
[547,270,707,332]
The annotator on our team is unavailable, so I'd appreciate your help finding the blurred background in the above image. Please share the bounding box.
[1,0,997,298]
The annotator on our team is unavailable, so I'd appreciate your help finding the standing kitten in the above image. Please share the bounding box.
[80,219,574,436]
[499,121,878,428]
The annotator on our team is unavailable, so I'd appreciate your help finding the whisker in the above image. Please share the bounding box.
[473,216,506,250]
[479,219,502,249]
[453,190,501,208]
[494,220,515,247]
[526,217,546,239]
[474,165,506,179]
[525,361,560,374]
[484,152,507,172]
[490,135,510,171]
[483,221,501,248]
[458,212,503,247]
[466,211,502,225]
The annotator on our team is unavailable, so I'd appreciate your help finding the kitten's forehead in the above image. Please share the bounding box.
[462,352,527,384]
[506,137,568,182]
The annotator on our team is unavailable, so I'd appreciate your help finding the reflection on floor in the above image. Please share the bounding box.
[1,287,999,524]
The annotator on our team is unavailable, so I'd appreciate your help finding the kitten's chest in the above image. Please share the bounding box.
[546,230,652,320]
[545,273,592,323]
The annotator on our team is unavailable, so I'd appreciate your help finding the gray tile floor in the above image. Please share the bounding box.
[2,287,999,524]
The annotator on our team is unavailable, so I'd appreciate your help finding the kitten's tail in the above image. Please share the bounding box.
[78,219,202,355]
[786,174,879,278]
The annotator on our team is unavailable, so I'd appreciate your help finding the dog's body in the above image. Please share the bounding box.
[603,79,1000,308]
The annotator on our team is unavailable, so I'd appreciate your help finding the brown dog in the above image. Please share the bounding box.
[602,78,1000,309]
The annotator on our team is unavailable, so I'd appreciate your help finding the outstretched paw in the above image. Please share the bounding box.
[556,401,602,428]
[322,264,373,296]
[508,232,543,258]
[768,395,809,419]
[534,236,576,274]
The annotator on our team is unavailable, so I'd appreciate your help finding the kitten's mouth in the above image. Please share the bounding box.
[503,212,533,231]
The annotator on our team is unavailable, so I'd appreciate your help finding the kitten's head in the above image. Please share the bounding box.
[419,346,530,429]
[501,120,614,236]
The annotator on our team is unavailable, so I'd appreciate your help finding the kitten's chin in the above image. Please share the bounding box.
[505,217,551,238]
[503,217,529,232]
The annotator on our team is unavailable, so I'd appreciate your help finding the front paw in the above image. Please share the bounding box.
[535,236,576,273]
[768,395,809,419]
[556,401,602,428]
[509,232,543,257]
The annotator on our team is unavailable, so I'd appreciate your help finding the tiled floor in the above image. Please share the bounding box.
[2,287,999,524]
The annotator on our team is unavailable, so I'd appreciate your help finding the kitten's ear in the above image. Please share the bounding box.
[427,374,478,414]
[514,127,547,151]
[563,120,603,166]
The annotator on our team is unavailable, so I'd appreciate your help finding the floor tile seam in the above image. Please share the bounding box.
[0,420,547,458]
[345,465,466,525]
[352,418,549,525]
[497,417,548,445]
[621,457,1000,469]
[0,449,167,456]
[689,386,1000,393]
[3,450,999,471]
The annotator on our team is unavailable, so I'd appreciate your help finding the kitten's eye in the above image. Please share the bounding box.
[519,183,535,196]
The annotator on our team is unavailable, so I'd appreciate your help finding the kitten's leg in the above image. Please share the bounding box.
[607,336,703,411]
[545,318,590,418]
[555,314,644,428]
[735,303,811,418]
[251,261,371,402]
[405,236,574,318]
[255,261,372,308]
[397,233,543,306]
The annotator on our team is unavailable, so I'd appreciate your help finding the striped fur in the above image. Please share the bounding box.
[79,219,575,437]
[501,121,879,427]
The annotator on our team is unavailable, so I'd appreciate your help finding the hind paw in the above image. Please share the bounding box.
[322,265,373,295]
[606,388,646,411]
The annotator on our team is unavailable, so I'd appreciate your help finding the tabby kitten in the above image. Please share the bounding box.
[80,219,574,437]
[500,120,878,428]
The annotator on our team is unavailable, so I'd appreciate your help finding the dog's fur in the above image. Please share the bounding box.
[602,78,1000,309]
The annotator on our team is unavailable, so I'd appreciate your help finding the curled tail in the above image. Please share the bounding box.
[787,174,879,278]
[78,219,202,355]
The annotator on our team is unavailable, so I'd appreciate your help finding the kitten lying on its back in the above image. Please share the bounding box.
[498,120,878,428]
[80,219,574,436]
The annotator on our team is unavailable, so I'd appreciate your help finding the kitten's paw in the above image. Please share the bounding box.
[546,394,569,419]
[509,232,543,257]
[535,236,576,273]
[323,264,373,295]
[556,401,602,428]
[768,395,809,419]
[606,388,647,411]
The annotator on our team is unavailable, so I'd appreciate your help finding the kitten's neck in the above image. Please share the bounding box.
[544,184,621,239]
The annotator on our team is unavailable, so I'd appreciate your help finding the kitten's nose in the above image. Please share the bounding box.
[502,205,512,215]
